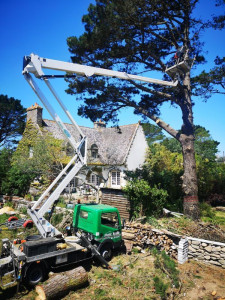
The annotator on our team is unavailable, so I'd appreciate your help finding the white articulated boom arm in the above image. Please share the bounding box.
[23,53,178,87]
[23,53,178,238]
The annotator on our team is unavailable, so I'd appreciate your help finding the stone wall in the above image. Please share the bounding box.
[123,222,225,268]
[188,237,225,269]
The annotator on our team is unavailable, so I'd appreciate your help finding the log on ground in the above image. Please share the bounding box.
[35,266,88,300]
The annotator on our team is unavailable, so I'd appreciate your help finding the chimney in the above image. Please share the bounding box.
[26,103,43,127]
[94,119,106,129]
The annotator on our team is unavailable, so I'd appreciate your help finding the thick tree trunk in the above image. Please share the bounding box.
[35,266,88,300]
[180,136,200,219]
[179,71,200,220]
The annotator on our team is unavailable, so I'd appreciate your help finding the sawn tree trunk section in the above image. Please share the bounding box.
[35,266,88,300]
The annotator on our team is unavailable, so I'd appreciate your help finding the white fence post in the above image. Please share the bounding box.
[178,237,189,264]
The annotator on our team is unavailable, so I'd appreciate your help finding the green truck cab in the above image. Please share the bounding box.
[73,204,124,260]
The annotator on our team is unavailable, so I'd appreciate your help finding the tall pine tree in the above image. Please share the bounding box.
[66,0,220,219]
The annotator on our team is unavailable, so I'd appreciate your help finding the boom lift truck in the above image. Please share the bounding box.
[0,53,191,288]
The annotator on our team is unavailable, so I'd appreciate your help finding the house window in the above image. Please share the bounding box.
[111,171,121,186]
[91,144,98,158]
[90,174,100,186]
[29,147,33,158]
[64,177,78,193]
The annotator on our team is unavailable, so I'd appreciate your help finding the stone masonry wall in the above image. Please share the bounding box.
[123,222,225,268]
[188,237,225,269]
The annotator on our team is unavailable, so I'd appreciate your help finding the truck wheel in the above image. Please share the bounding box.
[25,264,44,286]
[100,244,112,261]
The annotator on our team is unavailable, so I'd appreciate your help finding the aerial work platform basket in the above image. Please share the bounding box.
[166,59,194,79]
[166,47,195,80]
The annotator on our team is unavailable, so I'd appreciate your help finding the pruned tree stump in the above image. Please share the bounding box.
[35,266,88,300]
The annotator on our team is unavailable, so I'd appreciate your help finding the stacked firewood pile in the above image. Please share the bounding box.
[122,222,181,259]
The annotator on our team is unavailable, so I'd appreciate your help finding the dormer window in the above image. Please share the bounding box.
[91,144,98,158]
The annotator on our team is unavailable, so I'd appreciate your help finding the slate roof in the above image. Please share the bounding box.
[42,119,140,165]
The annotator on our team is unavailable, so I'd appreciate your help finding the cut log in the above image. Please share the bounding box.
[35,266,88,300]
[122,232,135,240]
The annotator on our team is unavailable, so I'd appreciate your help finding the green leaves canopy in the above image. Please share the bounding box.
[2,121,70,196]
[0,94,26,146]
[66,0,203,128]
[192,56,225,99]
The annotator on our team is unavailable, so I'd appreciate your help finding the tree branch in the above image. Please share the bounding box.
[118,96,180,140]
[146,29,175,48]
[128,80,173,100]
[133,40,167,71]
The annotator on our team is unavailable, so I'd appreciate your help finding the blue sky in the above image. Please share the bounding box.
[0,0,224,155]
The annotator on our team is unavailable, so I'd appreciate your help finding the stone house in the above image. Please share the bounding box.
[26,103,148,199]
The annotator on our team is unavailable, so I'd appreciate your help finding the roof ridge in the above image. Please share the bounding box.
[43,118,139,129]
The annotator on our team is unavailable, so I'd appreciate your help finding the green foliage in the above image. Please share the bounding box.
[213,210,225,226]
[0,213,9,224]
[0,148,14,193]
[0,94,26,147]
[124,179,168,217]
[66,0,206,123]
[146,216,160,228]
[153,276,168,299]
[192,56,225,99]
[56,197,67,208]
[24,193,33,201]
[152,248,180,298]
[141,125,223,207]
[197,157,225,201]
[146,143,183,211]
[212,1,225,30]
[19,206,28,215]
[4,201,14,208]
[2,167,36,196]
[94,288,108,298]
[200,202,216,219]
[2,121,70,196]
[112,276,123,286]
[161,125,219,161]
[51,212,64,226]
[161,137,182,153]
[194,125,219,161]
[142,123,165,146]
[126,123,224,212]
[161,251,180,288]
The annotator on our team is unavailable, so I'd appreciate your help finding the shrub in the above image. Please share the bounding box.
[152,248,180,297]
[124,179,168,217]
[51,212,64,226]
[153,276,168,299]
[200,202,216,219]
[57,197,67,208]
